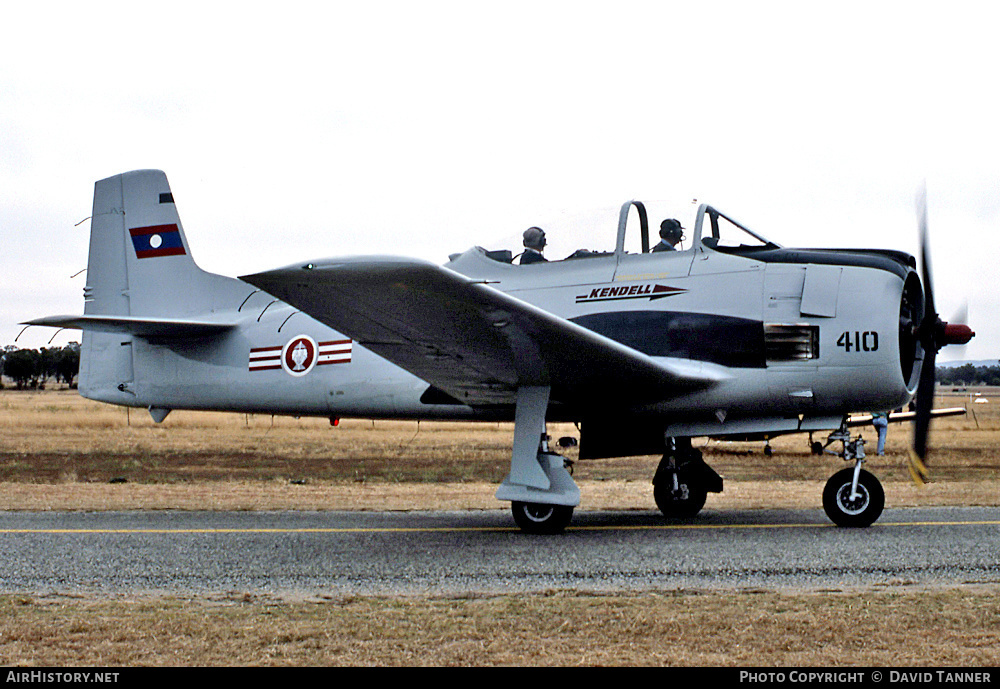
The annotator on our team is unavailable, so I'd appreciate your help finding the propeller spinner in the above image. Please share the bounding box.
[908,190,975,484]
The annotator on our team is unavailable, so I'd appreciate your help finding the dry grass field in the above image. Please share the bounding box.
[3,589,1000,667]
[1,388,998,511]
[2,387,999,666]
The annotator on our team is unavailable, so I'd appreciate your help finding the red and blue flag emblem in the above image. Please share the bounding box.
[129,224,186,259]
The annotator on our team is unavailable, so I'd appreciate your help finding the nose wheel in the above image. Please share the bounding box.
[819,424,886,527]
[822,467,885,527]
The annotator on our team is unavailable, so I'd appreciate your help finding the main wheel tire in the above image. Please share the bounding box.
[653,479,707,518]
[822,468,885,527]
[511,501,574,534]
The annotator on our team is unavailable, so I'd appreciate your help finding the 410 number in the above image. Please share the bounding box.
[837,330,879,352]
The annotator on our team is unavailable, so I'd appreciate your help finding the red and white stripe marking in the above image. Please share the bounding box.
[249,338,351,373]
[249,345,283,372]
[316,339,352,366]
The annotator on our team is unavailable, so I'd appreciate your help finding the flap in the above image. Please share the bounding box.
[242,256,729,408]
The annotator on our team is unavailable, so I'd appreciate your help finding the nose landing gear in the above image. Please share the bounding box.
[820,426,885,527]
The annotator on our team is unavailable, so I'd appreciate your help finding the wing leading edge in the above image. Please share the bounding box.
[242,257,729,408]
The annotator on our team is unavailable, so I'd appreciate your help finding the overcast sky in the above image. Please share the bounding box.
[3,1,997,361]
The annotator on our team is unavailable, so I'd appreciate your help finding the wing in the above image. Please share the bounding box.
[242,257,729,407]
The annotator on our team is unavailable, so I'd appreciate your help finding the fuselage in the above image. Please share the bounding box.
[65,174,921,446]
[83,230,920,439]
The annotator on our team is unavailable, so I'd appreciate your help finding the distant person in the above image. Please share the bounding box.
[871,411,889,455]
[652,219,684,252]
[520,226,548,264]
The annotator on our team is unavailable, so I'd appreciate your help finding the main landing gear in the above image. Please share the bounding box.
[652,438,724,518]
[819,425,885,527]
[496,386,580,534]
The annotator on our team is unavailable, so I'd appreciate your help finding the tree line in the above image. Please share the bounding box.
[1,342,997,390]
[936,363,1000,387]
[0,343,81,389]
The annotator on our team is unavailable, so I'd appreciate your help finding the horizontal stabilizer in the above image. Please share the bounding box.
[23,315,236,339]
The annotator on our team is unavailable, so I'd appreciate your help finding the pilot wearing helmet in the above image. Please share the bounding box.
[520,226,548,264]
[652,219,684,252]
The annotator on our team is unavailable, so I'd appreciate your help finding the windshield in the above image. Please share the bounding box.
[694,205,779,251]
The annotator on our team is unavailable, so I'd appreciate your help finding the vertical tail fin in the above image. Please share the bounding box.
[86,169,220,318]
[78,170,245,404]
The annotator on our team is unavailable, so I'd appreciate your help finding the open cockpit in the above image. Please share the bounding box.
[446,200,780,275]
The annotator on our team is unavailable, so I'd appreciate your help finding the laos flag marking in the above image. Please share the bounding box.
[129,224,187,259]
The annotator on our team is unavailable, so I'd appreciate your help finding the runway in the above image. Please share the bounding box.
[2,507,999,597]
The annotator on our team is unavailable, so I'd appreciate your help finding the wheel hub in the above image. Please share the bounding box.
[521,503,556,522]
[836,483,870,515]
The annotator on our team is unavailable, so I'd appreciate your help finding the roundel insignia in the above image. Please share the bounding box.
[281,335,318,377]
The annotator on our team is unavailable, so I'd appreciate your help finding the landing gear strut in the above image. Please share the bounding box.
[820,425,885,527]
[496,386,580,534]
[652,438,723,518]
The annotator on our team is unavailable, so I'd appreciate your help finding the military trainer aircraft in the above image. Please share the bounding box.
[25,170,973,533]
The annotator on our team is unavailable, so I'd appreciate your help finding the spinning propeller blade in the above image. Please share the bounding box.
[908,187,974,485]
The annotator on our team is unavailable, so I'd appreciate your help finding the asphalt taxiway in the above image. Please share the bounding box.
[2,507,998,596]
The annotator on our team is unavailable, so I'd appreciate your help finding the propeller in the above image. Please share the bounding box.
[908,188,975,484]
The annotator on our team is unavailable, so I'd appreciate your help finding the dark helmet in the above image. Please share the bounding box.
[523,226,546,250]
[659,218,684,244]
